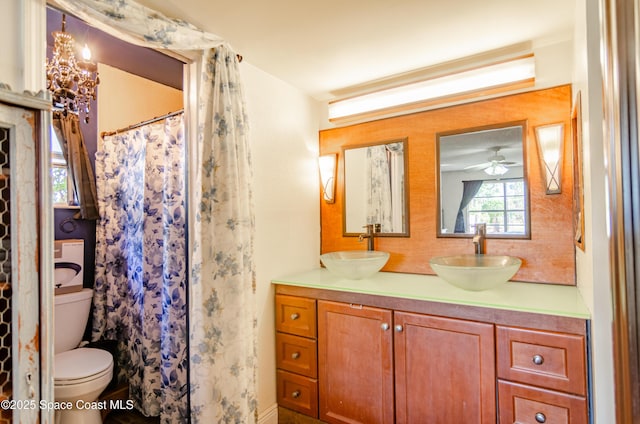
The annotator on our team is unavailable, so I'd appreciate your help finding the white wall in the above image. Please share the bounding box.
[573,0,615,421]
[240,62,321,418]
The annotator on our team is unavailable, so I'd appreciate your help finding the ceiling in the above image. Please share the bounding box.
[439,124,524,172]
[134,0,575,101]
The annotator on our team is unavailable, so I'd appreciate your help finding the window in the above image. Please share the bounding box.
[51,129,76,207]
[466,179,525,234]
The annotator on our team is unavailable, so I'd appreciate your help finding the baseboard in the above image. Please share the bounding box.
[258,403,278,424]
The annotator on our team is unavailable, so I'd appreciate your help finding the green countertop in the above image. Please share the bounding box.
[272,268,591,320]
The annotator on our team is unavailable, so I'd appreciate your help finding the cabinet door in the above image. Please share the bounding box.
[394,311,496,424]
[318,300,394,424]
[0,102,41,424]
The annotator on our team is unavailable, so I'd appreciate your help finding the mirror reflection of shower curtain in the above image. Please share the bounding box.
[387,142,404,233]
[366,145,392,231]
[92,113,187,422]
[366,143,404,233]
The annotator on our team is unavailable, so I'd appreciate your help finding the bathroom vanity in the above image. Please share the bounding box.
[273,269,590,424]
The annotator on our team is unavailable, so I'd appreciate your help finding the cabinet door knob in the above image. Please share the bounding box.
[532,354,544,365]
[535,412,546,423]
[381,323,390,331]
[395,324,403,332]
[290,312,300,320]
[291,390,301,399]
[291,352,300,360]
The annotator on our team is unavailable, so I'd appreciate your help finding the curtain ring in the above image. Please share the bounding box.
[59,217,77,234]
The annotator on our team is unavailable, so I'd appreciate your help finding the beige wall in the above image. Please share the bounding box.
[0,1,21,91]
[240,62,321,419]
[573,0,615,422]
[97,63,183,136]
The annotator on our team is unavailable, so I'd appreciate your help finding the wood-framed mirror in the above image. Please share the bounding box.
[436,121,530,238]
[343,138,409,237]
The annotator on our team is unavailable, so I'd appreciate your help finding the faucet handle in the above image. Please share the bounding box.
[362,224,373,233]
[362,223,382,234]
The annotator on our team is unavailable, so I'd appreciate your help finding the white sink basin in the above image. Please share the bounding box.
[429,254,522,291]
[320,251,390,280]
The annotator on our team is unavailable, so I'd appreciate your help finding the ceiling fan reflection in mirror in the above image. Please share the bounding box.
[463,147,517,176]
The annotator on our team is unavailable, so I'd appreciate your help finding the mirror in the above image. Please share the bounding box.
[343,138,409,236]
[437,121,530,238]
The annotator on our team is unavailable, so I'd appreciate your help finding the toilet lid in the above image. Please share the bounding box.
[55,348,113,381]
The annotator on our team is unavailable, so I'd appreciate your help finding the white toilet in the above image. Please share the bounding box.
[54,242,114,424]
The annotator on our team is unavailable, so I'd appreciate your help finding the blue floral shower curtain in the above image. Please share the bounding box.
[52,1,258,422]
[188,47,257,423]
[93,113,188,422]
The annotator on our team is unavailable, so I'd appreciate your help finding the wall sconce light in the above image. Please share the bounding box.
[328,54,535,121]
[535,123,564,194]
[319,154,337,203]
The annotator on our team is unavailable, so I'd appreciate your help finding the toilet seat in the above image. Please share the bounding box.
[55,348,113,386]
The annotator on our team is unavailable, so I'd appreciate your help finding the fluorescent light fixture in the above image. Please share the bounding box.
[535,123,564,194]
[328,55,535,120]
[319,154,337,203]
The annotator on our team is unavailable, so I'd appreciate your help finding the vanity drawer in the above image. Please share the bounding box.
[498,380,587,424]
[277,369,318,418]
[276,332,317,378]
[275,295,317,338]
[497,325,586,395]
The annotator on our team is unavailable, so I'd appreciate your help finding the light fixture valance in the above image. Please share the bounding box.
[328,54,536,121]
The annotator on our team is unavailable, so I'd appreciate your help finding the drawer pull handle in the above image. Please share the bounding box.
[535,412,546,423]
[381,323,390,331]
[291,352,300,360]
[291,390,301,399]
[290,313,300,320]
[532,354,544,365]
[395,324,403,332]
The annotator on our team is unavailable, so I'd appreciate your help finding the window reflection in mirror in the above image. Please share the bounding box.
[343,138,409,236]
[50,127,75,207]
[437,122,530,238]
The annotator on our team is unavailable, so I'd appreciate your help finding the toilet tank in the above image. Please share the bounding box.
[54,288,93,354]
[54,239,84,295]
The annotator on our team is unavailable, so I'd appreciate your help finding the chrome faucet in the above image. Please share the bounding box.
[472,223,487,255]
[359,224,381,251]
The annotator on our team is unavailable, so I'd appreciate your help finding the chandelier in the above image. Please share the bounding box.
[46,14,100,123]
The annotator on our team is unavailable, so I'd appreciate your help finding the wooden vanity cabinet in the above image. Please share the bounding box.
[318,300,394,424]
[496,325,588,423]
[317,301,496,424]
[394,311,496,424]
[275,295,319,417]
[275,286,590,424]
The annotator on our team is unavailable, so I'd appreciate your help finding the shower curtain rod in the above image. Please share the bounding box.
[101,109,184,137]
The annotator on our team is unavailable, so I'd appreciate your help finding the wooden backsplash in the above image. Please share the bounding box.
[319,85,575,285]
